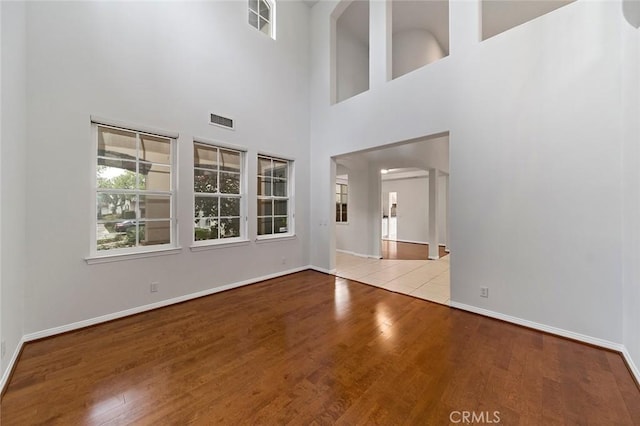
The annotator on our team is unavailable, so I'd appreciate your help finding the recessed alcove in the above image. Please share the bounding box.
[392,0,449,80]
[332,0,370,103]
[482,0,576,40]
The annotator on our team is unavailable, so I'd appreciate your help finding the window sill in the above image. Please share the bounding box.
[336,222,349,225]
[190,239,251,252]
[255,234,297,244]
[85,247,183,264]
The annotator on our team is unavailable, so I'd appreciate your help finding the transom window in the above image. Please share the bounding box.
[257,155,292,236]
[194,143,244,242]
[95,124,176,254]
[336,183,348,223]
[248,0,274,38]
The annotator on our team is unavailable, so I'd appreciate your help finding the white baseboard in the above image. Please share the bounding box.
[309,265,336,274]
[393,238,428,245]
[450,301,625,352]
[23,266,309,343]
[336,249,381,259]
[621,346,640,386]
[451,301,640,384]
[382,238,449,248]
[5,273,638,393]
[1,337,26,394]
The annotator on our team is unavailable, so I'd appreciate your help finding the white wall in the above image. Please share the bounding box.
[622,12,640,378]
[437,174,448,247]
[381,174,448,246]
[382,177,429,243]
[1,1,27,380]
[23,1,310,335]
[310,0,625,347]
[393,29,444,79]
[336,25,369,102]
[335,160,380,257]
[338,170,449,255]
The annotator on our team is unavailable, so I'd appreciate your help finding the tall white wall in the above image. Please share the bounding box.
[310,0,625,347]
[23,1,310,335]
[622,11,640,377]
[1,1,27,380]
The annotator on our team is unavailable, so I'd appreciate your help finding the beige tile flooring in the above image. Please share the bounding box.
[334,251,451,305]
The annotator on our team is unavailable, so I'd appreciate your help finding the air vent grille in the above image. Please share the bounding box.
[209,113,234,130]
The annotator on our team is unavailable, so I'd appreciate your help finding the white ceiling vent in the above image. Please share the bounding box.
[209,113,234,130]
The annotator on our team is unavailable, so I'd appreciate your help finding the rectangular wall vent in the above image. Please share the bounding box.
[209,113,234,130]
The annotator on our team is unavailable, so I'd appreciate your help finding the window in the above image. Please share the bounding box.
[95,124,176,254]
[249,0,274,38]
[257,155,292,236]
[194,142,244,242]
[336,183,348,223]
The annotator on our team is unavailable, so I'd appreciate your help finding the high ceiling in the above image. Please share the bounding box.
[312,0,576,177]
[308,0,576,48]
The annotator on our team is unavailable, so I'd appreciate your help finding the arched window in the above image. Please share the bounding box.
[249,0,275,39]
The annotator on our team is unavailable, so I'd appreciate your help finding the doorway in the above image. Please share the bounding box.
[331,133,451,305]
[384,191,397,241]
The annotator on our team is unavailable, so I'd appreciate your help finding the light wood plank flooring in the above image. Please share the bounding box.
[2,271,639,424]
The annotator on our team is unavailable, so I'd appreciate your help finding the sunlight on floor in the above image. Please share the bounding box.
[334,252,450,305]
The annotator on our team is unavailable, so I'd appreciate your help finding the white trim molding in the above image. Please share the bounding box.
[86,247,182,264]
[309,265,336,275]
[450,301,640,385]
[621,347,640,386]
[3,274,639,393]
[390,238,428,245]
[23,266,308,342]
[450,301,624,351]
[450,301,626,352]
[336,249,382,259]
[1,337,25,394]
[90,115,179,139]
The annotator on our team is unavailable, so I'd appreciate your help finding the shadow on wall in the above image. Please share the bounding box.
[623,0,640,28]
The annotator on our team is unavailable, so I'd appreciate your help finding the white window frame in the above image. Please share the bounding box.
[88,118,179,261]
[192,139,248,248]
[336,182,348,223]
[257,154,294,240]
[248,0,276,39]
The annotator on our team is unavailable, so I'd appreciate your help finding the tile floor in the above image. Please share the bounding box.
[334,251,451,305]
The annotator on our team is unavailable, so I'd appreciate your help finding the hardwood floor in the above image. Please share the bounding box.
[381,240,448,260]
[2,270,639,424]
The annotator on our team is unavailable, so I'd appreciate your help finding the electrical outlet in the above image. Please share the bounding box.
[480,287,489,298]
[150,282,159,293]
[281,257,287,265]
[1,340,6,359]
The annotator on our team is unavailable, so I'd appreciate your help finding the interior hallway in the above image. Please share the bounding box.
[381,240,448,260]
[335,249,450,305]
